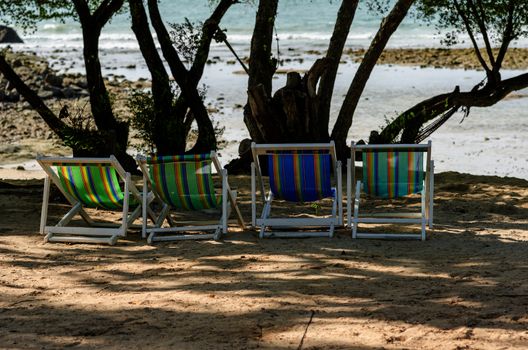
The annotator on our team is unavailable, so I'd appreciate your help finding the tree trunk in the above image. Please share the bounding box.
[331,0,415,157]
[247,59,330,143]
[146,0,222,153]
[129,0,186,153]
[243,0,279,143]
[317,0,359,141]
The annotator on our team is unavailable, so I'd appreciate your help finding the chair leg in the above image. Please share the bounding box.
[147,231,155,245]
[221,169,228,235]
[142,175,148,238]
[259,194,272,239]
[251,162,256,228]
[346,158,352,228]
[337,160,343,226]
[352,181,361,239]
[429,160,435,229]
[421,188,427,241]
[40,175,51,235]
[329,190,337,238]
[119,173,131,238]
[213,226,222,241]
[57,202,83,227]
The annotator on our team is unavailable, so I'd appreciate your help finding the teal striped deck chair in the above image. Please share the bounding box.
[347,141,434,240]
[251,142,343,238]
[137,152,245,243]
[37,156,153,245]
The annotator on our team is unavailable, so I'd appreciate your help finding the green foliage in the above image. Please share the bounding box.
[169,18,203,66]
[364,0,392,14]
[127,90,157,153]
[415,0,528,46]
[57,103,105,153]
[128,86,226,154]
[0,1,127,33]
[310,203,321,215]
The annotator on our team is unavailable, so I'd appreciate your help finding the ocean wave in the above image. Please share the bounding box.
[15,28,528,51]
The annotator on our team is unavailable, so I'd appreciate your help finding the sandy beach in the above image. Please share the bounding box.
[0,168,527,349]
[2,0,528,348]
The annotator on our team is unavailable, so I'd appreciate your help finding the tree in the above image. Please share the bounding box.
[0,0,137,171]
[129,0,237,154]
[376,0,528,144]
[240,0,415,165]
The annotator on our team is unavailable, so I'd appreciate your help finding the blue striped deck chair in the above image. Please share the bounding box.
[347,141,434,240]
[136,152,245,243]
[37,156,155,245]
[251,142,343,238]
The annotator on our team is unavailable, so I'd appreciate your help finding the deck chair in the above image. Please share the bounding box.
[136,152,245,243]
[37,156,153,245]
[251,142,343,238]
[347,141,434,240]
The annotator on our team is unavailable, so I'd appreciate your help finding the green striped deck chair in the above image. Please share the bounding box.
[251,142,343,239]
[137,152,245,243]
[37,156,153,245]
[347,141,434,240]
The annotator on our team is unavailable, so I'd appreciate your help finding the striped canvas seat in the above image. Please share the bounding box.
[55,163,135,210]
[38,156,148,245]
[362,150,424,198]
[251,142,343,238]
[267,152,333,202]
[348,142,434,240]
[137,151,245,243]
[146,154,220,211]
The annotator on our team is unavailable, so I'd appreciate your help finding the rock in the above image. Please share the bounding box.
[37,89,54,100]
[238,138,252,156]
[0,25,23,43]
[75,78,88,89]
[62,87,77,98]
[44,74,63,87]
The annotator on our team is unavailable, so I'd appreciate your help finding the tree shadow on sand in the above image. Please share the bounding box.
[0,174,527,348]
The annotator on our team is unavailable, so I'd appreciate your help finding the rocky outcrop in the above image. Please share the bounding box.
[0,25,23,43]
[0,49,150,148]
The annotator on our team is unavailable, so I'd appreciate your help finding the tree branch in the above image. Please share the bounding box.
[0,54,67,138]
[71,0,92,24]
[94,0,125,28]
[379,72,528,143]
[453,0,491,75]
[316,0,359,141]
[330,0,415,154]
[494,1,515,73]
[189,0,236,85]
[469,0,495,67]
[146,0,189,82]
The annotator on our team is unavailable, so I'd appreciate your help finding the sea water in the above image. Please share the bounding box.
[2,0,528,179]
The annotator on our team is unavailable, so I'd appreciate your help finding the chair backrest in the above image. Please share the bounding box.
[37,156,131,210]
[252,143,338,203]
[352,143,431,199]
[145,154,219,210]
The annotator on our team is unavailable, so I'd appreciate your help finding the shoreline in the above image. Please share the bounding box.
[1,47,528,179]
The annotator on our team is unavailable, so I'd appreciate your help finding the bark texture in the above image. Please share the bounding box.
[331,0,415,157]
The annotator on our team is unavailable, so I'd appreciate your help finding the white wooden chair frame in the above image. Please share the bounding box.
[347,141,434,240]
[136,151,245,244]
[37,155,155,245]
[251,142,343,238]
